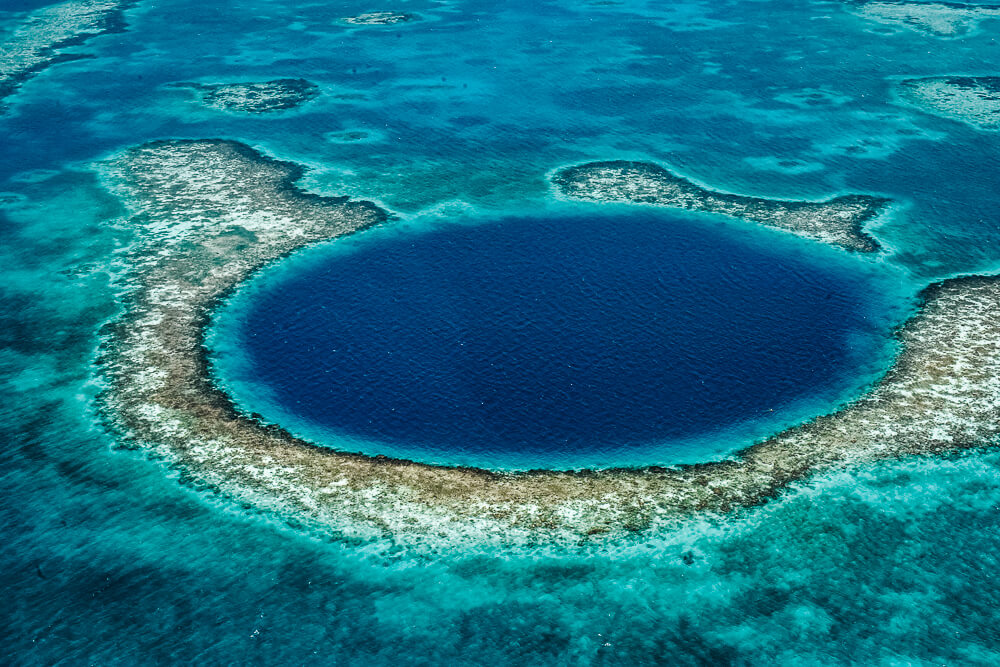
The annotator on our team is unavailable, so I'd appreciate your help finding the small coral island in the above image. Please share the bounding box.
[174,79,320,113]
[553,160,885,252]
[97,141,1000,551]
[897,76,1000,131]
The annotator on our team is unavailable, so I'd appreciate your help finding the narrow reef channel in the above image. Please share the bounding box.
[97,139,1000,551]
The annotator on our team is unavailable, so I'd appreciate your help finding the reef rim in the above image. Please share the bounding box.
[97,139,1000,551]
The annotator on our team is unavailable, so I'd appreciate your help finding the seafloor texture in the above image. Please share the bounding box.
[172,79,321,113]
[552,160,886,252]
[897,76,1000,131]
[98,138,1000,551]
[849,0,1000,37]
[0,0,134,106]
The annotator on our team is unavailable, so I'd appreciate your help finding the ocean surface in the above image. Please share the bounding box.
[212,209,908,470]
[2,0,1000,663]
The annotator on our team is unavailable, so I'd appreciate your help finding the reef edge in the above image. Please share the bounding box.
[96,139,1000,552]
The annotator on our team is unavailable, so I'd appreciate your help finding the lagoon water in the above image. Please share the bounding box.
[214,210,903,469]
[3,0,1000,663]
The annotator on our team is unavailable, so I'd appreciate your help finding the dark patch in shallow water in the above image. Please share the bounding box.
[218,211,892,469]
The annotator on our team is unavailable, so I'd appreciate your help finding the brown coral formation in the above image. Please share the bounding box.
[552,160,886,252]
[172,79,321,113]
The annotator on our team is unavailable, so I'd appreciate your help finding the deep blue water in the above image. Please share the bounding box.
[4,0,1000,663]
[216,210,903,469]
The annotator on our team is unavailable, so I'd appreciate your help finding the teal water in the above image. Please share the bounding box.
[3,0,1000,663]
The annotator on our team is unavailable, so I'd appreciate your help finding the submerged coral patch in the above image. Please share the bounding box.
[552,160,886,252]
[897,76,1000,131]
[97,140,1000,551]
[341,12,418,26]
[0,0,136,108]
[326,129,380,143]
[849,0,1000,38]
[173,79,320,114]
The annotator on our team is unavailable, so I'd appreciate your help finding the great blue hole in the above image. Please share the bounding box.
[209,209,909,470]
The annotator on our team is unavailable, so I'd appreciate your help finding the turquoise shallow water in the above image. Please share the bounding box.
[2,0,1000,663]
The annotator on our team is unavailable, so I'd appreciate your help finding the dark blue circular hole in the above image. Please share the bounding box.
[214,210,903,469]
